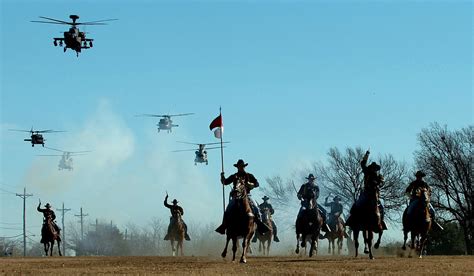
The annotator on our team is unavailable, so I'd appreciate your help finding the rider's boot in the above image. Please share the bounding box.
[185,232,191,241]
[215,213,227,235]
[272,221,280,242]
[251,233,258,243]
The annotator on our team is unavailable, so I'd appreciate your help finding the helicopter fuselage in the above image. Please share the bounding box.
[54,27,93,55]
[194,150,208,165]
[24,134,45,147]
[157,118,178,133]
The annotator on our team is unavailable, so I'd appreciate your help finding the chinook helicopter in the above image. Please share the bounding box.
[136,113,194,133]
[9,128,65,147]
[38,148,91,171]
[173,141,229,165]
[31,15,117,57]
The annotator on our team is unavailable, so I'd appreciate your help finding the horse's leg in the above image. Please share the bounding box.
[50,240,54,256]
[367,231,374,259]
[231,237,237,262]
[409,232,416,258]
[57,240,62,256]
[171,240,176,256]
[363,231,369,254]
[374,231,383,249]
[338,236,343,255]
[221,235,230,258]
[353,229,359,258]
[295,233,300,254]
[258,239,262,253]
[418,233,427,259]
[267,239,271,256]
[402,230,408,250]
[240,234,249,263]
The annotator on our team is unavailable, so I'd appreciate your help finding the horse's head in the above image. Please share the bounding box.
[416,187,430,207]
[233,176,248,200]
[260,208,271,222]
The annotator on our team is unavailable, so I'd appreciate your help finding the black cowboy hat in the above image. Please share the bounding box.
[368,162,381,171]
[262,196,270,201]
[305,174,316,180]
[233,159,248,167]
[172,199,178,204]
[45,203,51,208]
[334,196,342,201]
[415,171,426,178]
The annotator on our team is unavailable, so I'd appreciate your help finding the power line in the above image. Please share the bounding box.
[57,202,71,255]
[0,187,16,195]
[74,207,88,240]
[16,187,33,257]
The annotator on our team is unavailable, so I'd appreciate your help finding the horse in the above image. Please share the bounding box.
[41,215,62,256]
[402,187,432,258]
[254,207,273,256]
[348,190,382,259]
[220,178,255,263]
[168,213,185,256]
[295,199,323,257]
[326,214,345,255]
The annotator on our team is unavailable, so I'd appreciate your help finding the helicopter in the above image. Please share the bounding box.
[9,128,65,147]
[31,15,117,57]
[136,113,194,133]
[38,148,91,171]
[173,141,229,165]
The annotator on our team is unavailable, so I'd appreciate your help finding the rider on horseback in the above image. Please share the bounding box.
[404,171,442,230]
[297,174,331,233]
[252,196,280,242]
[164,195,191,241]
[216,159,270,235]
[346,150,387,231]
[37,201,61,243]
[324,195,345,229]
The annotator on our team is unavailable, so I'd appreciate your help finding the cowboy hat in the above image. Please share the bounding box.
[415,171,426,178]
[368,162,381,171]
[233,159,248,167]
[262,196,270,201]
[172,199,178,204]
[305,174,316,180]
[45,203,51,208]
[334,196,342,201]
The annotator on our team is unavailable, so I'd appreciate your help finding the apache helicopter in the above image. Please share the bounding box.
[173,141,229,165]
[9,128,65,147]
[38,148,91,171]
[136,113,194,133]
[31,15,117,57]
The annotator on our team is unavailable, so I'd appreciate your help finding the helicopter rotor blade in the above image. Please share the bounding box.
[8,129,33,133]
[176,141,200,146]
[44,146,64,152]
[76,23,108,26]
[203,141,230,146]
[79,18,118,24]
[38,16,72,24]
[37,155,63,157]
[136,114,167,118]
[172,149,198,153]
[38,130,66,133]
[168,113,194,117]
[205,146,226,150]
[31,20,70,25]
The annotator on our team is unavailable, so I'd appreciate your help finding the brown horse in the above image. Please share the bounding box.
[295,199,323,257]
[326,215,345,255]
[221,179,255,263]
[349,190,382,259]
[168,213,185,256]
[402,187,432,258]
[254,207,273,256]
[41,216,62,256]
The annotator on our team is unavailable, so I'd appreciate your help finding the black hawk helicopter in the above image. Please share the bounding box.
[9,128,65,147]
[31,15,117,57]
[38,148,91,171]
[173,141,229,165]
[136,113,194,133]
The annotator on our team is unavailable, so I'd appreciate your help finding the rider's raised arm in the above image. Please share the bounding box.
[37,206,45,212]
[361,151,370,172]
[222,174,234,185]
[297,185,304,200]
[164,196,172,209]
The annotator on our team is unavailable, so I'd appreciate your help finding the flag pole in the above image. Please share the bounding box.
[219,107,225,214]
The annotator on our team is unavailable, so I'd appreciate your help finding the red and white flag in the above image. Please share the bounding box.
[209,114,223,139]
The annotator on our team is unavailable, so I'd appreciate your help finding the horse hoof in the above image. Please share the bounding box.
[240,259,247,264]
[295,249,299,254]
[402,246,406,251]
[374,243,380,249]
[364,250,369,254]
[221,252,226,258]
[370,255,374,260]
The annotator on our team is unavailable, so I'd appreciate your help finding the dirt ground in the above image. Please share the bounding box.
[1,255,472,275]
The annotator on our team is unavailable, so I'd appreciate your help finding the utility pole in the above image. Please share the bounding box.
[74,207,88,240]
[16,187,33,257]
[56,202,71,255]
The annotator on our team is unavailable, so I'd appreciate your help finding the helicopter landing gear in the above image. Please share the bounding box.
[206,161,209,165]
[89,41,93,47]
[54,40,58,46]
[59,41,63,47]
[76,52,79,57]
[194,163,197,166]
[32,144,34,147]
[83,41,87,47]
[63,47,67,53]
[42,143,45,147]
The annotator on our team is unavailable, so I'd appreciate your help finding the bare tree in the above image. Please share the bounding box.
[314,146,408,221]
[415,123,473,254]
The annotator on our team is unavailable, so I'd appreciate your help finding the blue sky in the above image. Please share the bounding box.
[1,0,472,246]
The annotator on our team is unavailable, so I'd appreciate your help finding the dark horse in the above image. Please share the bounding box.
[402,187,432,258]
[221,179,255,263]
[254,207,273,256]
[326,215,346,255]
[168,213,185,256]
[41,215,62,256]
[349,190,382,259]
[295,199,323,257]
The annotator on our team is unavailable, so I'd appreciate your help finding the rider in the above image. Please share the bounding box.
[252,196,280,242]
[346,150,387,231]
[404,171,443,230]
[297,174,331,233]
[37,201,61,242]
[324,195,345,229]
[216,159,270,235]
[164,195,191,241]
